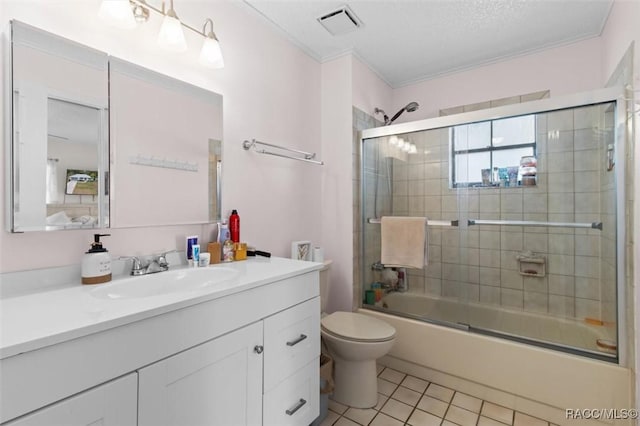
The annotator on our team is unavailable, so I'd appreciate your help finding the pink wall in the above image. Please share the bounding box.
[391,37,604,122]
[352,56,393,120]
[319,55,393,313]
[320,55,353,313]
[600,0,640,85]
[0,0,322,272]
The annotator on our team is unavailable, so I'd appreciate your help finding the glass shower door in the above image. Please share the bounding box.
[361,92,624,362]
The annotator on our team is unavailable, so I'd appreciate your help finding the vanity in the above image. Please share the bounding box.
[0,257,321,426]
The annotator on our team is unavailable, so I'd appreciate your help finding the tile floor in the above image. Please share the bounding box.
[319,366,557,426]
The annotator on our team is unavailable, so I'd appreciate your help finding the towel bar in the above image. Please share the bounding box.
[368,218,458,227]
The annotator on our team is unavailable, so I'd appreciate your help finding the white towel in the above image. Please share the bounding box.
[380,216,428,269]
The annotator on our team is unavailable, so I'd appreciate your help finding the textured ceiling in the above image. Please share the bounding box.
[243,0,613,88]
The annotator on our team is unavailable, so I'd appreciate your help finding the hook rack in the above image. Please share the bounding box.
[243,139,323,165]
[128,154,198,172]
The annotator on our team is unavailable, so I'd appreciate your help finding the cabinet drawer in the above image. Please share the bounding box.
[263,358,319,426]
[264,297,320,390]
[5,373,137,426]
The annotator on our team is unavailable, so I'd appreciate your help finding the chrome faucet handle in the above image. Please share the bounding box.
[119,256,146,275]
[155,250,178,268]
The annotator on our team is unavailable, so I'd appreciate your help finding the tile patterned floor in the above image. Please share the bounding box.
[319,366,557,426]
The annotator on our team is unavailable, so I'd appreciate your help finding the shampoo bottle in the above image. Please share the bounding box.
[82,234,112,285]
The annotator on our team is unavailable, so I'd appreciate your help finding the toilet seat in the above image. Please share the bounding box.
[321,312,396,343]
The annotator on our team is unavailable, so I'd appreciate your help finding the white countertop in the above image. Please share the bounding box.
[0,257,322,359]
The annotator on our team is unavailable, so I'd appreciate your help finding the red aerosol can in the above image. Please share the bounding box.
[229,210,240,243]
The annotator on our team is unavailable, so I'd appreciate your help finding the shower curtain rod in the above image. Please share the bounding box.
[467,219,603,230]
[242,139,324,165]
[368,218,459,227]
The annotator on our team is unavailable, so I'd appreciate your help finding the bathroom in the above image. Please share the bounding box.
[0,0,638,425]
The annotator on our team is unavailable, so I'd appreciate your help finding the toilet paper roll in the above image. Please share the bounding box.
[312,247,324,263]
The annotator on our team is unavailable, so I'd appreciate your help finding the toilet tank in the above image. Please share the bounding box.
[319,260,332,313]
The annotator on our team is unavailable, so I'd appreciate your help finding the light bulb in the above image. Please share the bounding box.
[99,0,136,29]
[158,10,187,52]
[397,138,405,149]
[388,135,398,146]
[409,144,417,154]
[199,35,224,68]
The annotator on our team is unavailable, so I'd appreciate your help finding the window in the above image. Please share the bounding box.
[451,115,536,187]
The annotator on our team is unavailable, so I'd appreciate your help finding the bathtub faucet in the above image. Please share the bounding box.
[371,261,385,271]
[380,282,398,293]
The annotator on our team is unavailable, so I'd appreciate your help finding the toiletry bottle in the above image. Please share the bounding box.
[229,210,240,243]
[186,236,198,261]
[223,238,234,262]
[234,242,247,261]
[207,242,221,264]
[192,244,200,268]
[218,221,229,244]
[81,234,112,285]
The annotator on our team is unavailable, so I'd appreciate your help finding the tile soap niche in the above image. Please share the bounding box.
[516,252,546,277]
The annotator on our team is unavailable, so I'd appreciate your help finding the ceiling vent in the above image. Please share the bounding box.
[317,5,362,36]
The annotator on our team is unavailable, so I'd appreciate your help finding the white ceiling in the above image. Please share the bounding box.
[243,0,613,88]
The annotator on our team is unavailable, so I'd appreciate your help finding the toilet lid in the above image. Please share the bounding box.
[321,312,396,342]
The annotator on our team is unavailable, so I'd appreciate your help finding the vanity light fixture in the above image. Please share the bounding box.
[157,0,187,52]
[199,19,224,68]
[99,0,137,29]
[98,0,224,68]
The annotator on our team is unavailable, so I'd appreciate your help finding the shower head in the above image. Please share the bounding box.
[405,102,419,112]
[388,102,420,125]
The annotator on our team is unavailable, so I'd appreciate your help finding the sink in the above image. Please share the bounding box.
[90,267,239,299]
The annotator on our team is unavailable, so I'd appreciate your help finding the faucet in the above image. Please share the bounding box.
[371,261,385,271]
[380,282,397,293]
[120,251,175,276]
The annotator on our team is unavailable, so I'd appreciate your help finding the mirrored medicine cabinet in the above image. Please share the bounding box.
[7,20,222,233]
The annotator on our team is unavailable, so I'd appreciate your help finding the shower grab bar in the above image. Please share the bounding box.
[467,219,603,230]
[242,139,324,165]
[368,218,459,227]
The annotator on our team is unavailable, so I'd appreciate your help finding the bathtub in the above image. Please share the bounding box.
[360,293,633,425]
[377,292,616,356]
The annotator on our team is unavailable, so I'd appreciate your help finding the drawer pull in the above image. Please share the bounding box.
[254,345,264,354]
[285,398,307,416]
[286,334,307,347]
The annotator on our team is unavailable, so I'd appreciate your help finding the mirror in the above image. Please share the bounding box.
[7,21,223,232]
[9,21,109,232]
[108,58,222,228]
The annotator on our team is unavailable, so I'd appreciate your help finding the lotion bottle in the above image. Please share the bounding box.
[81,234,112,285]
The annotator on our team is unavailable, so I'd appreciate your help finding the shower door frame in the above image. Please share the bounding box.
[360,86,628,366]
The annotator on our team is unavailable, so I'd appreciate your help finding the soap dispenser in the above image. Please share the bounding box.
[82,234,112,285]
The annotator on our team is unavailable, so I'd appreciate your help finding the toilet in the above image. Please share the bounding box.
[319,261,396,408]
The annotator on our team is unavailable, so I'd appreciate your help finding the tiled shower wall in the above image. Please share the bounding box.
[364,104,617,325]
[353,107,386,310]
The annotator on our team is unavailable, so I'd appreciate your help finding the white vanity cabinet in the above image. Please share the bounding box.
[4,373,137,426]
[139,321,264,426]
[138,297,321,426]
[263,297,321,426]
[0,260,320,426]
